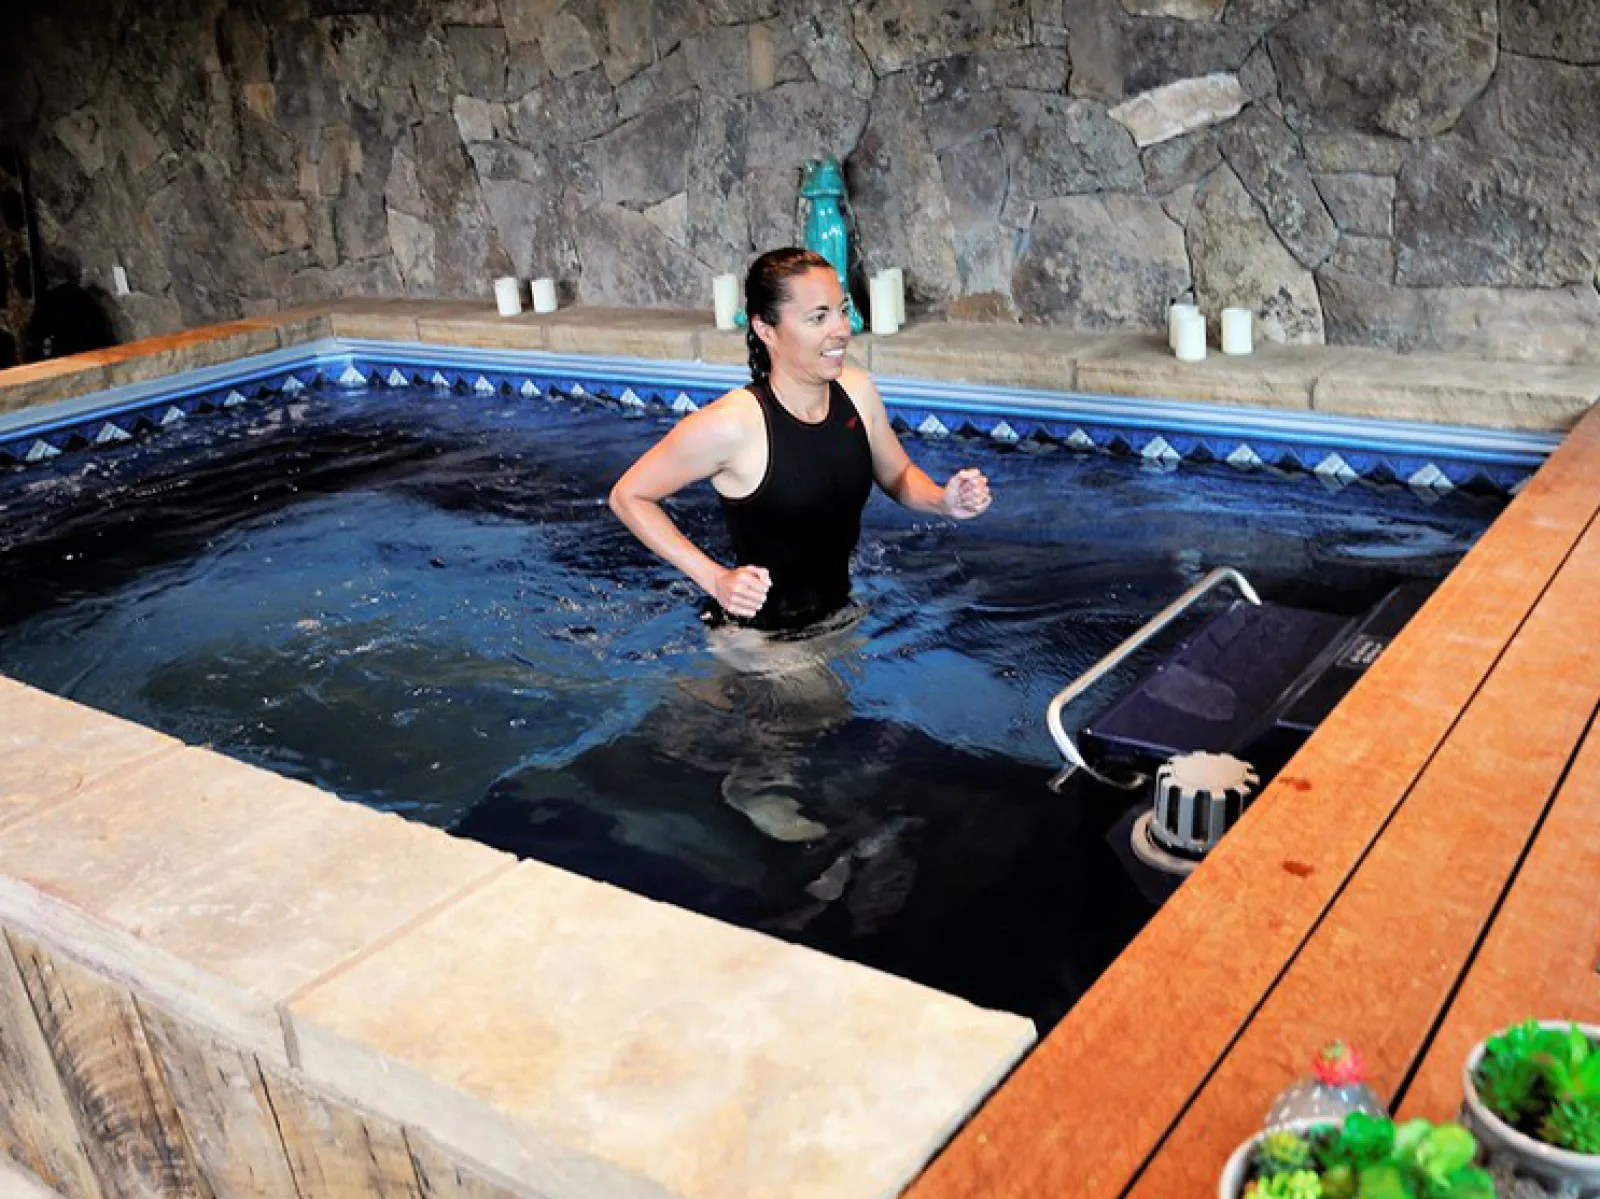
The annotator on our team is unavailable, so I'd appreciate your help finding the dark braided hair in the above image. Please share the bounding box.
[744,247,835,379]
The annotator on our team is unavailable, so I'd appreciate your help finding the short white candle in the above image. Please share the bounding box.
[712,273,741,331]
[1221,307,1253,355]
[884,266,906,326]
[1174,309,1207,361]
[869,271,899,336]
[1167,302,1199,351]
[531,277,559,314]
[493,276,522,317]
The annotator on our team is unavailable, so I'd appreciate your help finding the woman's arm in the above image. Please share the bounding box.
[607,394,773,618]
[840,367,992,519]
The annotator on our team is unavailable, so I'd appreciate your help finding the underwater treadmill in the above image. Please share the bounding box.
[1047,569,1427,872]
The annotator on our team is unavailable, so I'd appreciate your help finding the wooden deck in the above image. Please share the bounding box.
[911,406,1600,1194]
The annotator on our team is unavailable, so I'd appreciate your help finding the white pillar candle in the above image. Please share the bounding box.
[531,277,559,314]
[869,271,899,336]
[884,266,906,325]
[1174,308,1207,361]
[1221,306,1253,355]
[1167,301,1199,350]
[712,273,741,330]
[493,276,522,317]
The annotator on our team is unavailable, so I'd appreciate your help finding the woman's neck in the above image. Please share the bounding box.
[766,366,829,422]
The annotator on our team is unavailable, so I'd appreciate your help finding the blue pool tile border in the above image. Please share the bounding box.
[0,338,1559,498]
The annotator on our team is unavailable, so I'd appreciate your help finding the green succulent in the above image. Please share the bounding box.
[1246,1169,1323,1199]
[1474,1038,1543,1124]
[1256,1129,1315,1175]
[1540,1098,1600,1155]
[1249,1114,1493,1199]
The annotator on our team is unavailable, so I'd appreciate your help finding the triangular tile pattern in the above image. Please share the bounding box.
[0,351,1539,497]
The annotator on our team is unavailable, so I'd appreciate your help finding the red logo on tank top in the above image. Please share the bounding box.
[846,415,858,428]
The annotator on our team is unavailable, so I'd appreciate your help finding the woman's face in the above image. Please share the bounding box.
[754,266,852,382]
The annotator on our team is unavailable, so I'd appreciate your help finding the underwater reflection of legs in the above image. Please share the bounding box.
[689,606,865,844]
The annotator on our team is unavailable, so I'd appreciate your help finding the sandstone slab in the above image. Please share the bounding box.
[288,860,1035,1199]
[1189,163,1325,344]
[1076,334,1336,408]
[0,681,181,833]
[1314,351,1600,430]
[0,745,510,1064]
[1014,194,1190,330]
[416,310,551,350]
[541,306,703,359]
[1110,72,1248,148]
[869,323,1127,391]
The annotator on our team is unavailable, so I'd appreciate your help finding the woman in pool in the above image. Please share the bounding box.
[609,246,991,635]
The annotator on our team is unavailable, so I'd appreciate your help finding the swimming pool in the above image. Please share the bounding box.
[0,349,1516,1032]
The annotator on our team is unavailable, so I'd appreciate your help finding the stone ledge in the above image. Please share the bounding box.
[0,674,183,833]
[0,736,512,1065]
[870,323,1125,393]
[1,300,1596,434]
[287,859,1035,1199]
[1314,350,1600,430]
[1075,335,1341,411]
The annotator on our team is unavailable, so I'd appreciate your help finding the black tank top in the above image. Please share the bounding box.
[717,375,874,632]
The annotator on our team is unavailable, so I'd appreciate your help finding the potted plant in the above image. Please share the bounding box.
[1462,1019,1600,1194]
[1218,1111,1495,1198]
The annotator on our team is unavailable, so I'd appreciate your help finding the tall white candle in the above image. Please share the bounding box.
[531,277,558,314]
[884,267,906,326]
[1221,307,1253,355]
[869,271,899,336]
[712,273,741,331]
[494,276,522,317]
[1167,302,1199,351]
[1174,309,1207,361]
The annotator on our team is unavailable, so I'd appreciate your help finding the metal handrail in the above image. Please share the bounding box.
[1045,567,1262,791]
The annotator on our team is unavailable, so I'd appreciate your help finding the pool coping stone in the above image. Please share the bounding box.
[2,300,1597,433]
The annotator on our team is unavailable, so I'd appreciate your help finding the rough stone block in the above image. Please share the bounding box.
[1076,335,1335,409]
[0,745,511,1064]
[1314,351,1600,430]
[0,357,114,417]
[287,860,1034,1199]
[0,680,181,833]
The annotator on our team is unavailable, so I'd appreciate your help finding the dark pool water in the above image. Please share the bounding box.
[0,384,1502,1029]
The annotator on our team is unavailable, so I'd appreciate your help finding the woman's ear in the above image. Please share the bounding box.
[751,314,778,350]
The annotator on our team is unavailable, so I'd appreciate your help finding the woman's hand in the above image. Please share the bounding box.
[715,565,772,618]
[942,468,992,520]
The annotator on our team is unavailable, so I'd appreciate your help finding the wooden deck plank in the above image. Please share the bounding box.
[909,410,1600,1199]
[1398,711,1600,1123]
[1127,479,1600,1196]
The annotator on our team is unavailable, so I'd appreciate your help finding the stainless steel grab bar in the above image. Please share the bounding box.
[1045,567,1261,791]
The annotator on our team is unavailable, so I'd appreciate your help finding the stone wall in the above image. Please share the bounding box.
[2,0,1598,362]
[0,148,34,368]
